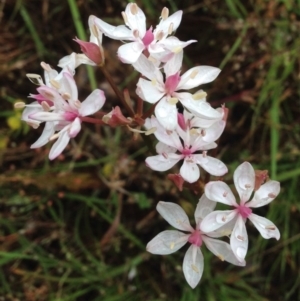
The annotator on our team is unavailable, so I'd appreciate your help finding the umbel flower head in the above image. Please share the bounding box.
[147,196,245,288]
[200,162,280,262]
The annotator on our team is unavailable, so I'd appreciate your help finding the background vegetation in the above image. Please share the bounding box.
[0,0,300,300]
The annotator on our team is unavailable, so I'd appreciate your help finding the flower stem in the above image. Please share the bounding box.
[81,116,106,125]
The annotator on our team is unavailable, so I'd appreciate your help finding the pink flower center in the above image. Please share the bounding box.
[181,147,192,156]
[142,28,154,47]
[188,230,202,247]
[64,111,78,121]
[165,72,181,95]
[237,205,252,218]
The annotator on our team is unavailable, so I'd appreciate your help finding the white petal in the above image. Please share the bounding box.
[195,155,228,176]
[205,181,237,206]
[124,3,146,36]
[248,213,280,240]
[202,236,246,266]
[157,201,193,232]
[155,97,178,130]
[79,89,106,116]
[69,117,81,138]
[177,66,221,90]
[200,210,237,233]
[194,194,217,225]
[155,141,177,154]
[183,245,204,289]
[180,159,200,183]
[230,215,248,262]
[179,94,222,120]
[201,120,226,143]
[93,16,132,40]
[155,10,182,36]
[145,154,181,171]
[136,78,165,103]
[161,37,197,54]
[247,180,280,208]
[49,130,70,160]
[164,50,183,77]
[61,72,78,103]
[132,54,157,79]
[146,230,188,255]
[118,42,145,64]
[31,122,55,148]
[233,162,255,204]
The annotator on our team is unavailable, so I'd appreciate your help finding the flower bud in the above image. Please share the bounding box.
[102,106,130,127]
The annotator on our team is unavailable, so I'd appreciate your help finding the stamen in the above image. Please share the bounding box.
[130,3,138,15]
[151,79,157,86]
[172,46,182,54]
[170,242,175,249]
[40,62,51,72]
[190,70,199,79]
[155,30,164,41]
[26,74,43,85]
[265,225,276,230]
[217,255,225,261]
[162,152,168,159]
[191,264,199,273]
[202,151,207,158]
[74,100,81,109]
[201,129,206,136]
[41,101,51,111]
[268,193,276,198]
[161,7,169,20]
[91,24,99,38]
[223,191,228,197]
[14,102,26,109]
[50,79,60,90]
[245,184,252,189]
[221,215,226,222]
[49,133,60,141]
[148,56,157,63]
[133,29,140,39]
[62,92,71,100]
[192,91,207,100]
[237,235,244,241]
[121,12,128,24]
[145,127,156,135]
[190,129,198,135]
[168,23,174,35]
[168,97,178,104]
[27,121,39,129]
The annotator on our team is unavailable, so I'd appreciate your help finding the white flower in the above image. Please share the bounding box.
[200,162,280,262]
[24,69,106,160]
[91,3,195,64]
[144,111,227,183]
[146,196,245,288]
[133,52,222,129]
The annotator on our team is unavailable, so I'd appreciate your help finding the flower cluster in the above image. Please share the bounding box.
[15,2,281,289]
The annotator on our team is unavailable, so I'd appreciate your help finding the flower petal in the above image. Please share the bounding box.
[132,54,157,80]
[177,66,221,90]
[194,193,217,225]
[118,42,145,64]
[155,97,178,130]
[202,236,246,266]
[248,213,280,240]
[180,159,200,183]
[136,78,165,103]
[195,155,228,177]
[146,153,181,171]
[247,180,280,208]
[157,201,194,232]
[69,117,81,138]
[233,162,255,204]
[146,230,189,255]
[200,210,237,233]
[49,130,70,160]
[155,10,182,36]
[124,3,146,36]
[31,122,55,148]
[79,89,106,116]
[183,245,204,289]
[205,181,237,206]
[155,141,177,154]
[164,50,183,77]
[230,215,248,262]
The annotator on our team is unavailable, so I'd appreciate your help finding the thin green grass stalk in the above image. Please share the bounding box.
[19,4,46,58]
[67,0,97,90]
[225,0,247,18]
[219,22,248,69]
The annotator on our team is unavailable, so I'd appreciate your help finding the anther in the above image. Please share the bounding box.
[130,3,139,15]
[168,23,174,35]
[74,100,81,109]
[62,92,71,100]
[162,152,168,159]
[50,79,60,90]
[155,30,164,41]
[202,151,207,158]
[161,7,169,20]
[217,254,225,261]
[121,12,128,24]
[268,193,276,198]
[191,264,199,273]
[91,23,99,38]
[200,129,206,136]
[237,235,244,241]
[170,242,175,249]
[145,127,156,135]
[245,184,252,189]
[14,102,26,109]
[151,79,157,86]
[168,97,178,104]
[41,101,51,111]
[40,62,51,72]
[26,74,43,85]
[190,70,199,79]
[49,133,60,141]
[223,191,228,197]
[133,29,140,39]
[265,225,276,230]
[192,91,207,100]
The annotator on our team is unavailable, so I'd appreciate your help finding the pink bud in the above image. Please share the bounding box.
[74,38,104,65]
[177,113,186,130]
[102,106,130,127]
[167,173,185,191]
